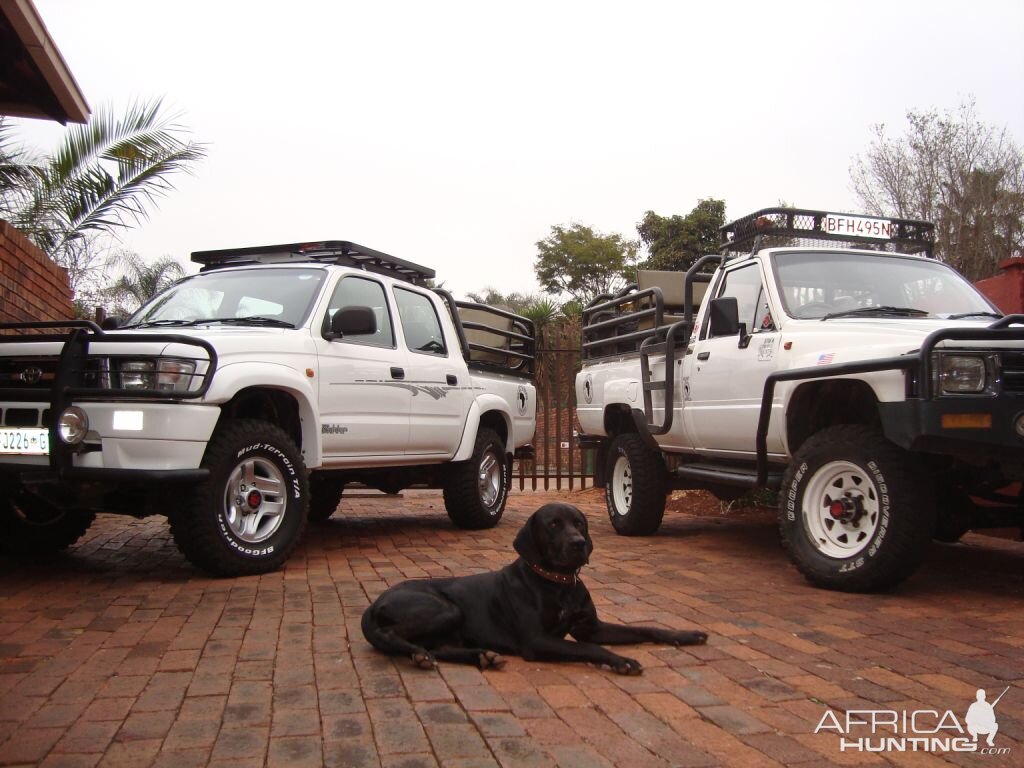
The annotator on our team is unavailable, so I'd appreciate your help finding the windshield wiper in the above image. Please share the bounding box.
[120,319,202,329]
[821,306,929,321]
[202,316,295,328]
[946,311,1003,320]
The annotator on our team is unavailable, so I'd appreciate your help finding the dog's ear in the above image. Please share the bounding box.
[576,507,594,564]
[513,510,543,565]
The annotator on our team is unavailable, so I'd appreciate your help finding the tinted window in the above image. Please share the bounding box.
[394,288,447,356]
[324,276,395,347]
[705,264,770,338]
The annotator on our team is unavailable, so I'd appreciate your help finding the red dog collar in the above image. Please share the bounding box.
[529,562,579,586]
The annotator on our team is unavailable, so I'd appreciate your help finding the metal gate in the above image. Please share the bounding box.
[514,320,596,491]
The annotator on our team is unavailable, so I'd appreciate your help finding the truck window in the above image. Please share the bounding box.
[324,276,395,347]
[703,263,770,339]
[394,287,448,356]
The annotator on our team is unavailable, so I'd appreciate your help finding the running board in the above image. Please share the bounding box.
[672,462,783,490]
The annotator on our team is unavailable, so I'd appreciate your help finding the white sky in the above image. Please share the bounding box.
[12,0,1024,299]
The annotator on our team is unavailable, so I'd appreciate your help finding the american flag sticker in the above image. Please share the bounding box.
[817,353,835,365]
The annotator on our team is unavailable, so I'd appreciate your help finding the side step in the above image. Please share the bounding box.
[672,462,783,490]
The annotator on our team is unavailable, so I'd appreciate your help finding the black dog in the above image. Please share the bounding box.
[361,503,707,674]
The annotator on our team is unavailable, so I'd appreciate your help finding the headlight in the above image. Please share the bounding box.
[938,355,987,394]
[117,358,196,392]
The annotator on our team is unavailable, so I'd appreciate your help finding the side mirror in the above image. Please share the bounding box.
[709,297,739,337]
[327,306,376,340]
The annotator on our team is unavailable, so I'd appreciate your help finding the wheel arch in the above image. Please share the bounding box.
[452,396,512,462]
[785,378,880,457]
[217,386,321,466]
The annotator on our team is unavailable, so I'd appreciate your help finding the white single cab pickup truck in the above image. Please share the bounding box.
[577,208,1024,592]
[0,241,536,575]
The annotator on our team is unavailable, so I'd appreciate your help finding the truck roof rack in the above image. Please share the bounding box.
[190,241,436,285]
[720,207,935,259]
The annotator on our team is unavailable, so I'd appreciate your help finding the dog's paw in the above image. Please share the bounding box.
[411,651,436,669]
[599,657,643,675]
[669,630,708,646]
[478,651,506,670]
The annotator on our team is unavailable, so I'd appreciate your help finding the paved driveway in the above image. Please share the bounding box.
[1,490,1021,767]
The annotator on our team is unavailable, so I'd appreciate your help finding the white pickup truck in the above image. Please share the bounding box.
[576,208,1024,591]
[0,241,536,575]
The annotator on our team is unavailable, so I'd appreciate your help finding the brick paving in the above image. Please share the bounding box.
[1,489,1022,767]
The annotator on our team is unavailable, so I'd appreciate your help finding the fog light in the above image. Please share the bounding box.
[58,406,89,444]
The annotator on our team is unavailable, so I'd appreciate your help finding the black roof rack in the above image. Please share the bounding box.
[720,207,936,259]
[190,240,435,285]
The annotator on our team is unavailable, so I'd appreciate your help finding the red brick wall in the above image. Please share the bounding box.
[975,259,1024,314]
[0,219,74,323]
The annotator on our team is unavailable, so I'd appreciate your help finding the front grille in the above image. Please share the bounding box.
[2,408,47,427]
[1000,352,1024,393]
[0,356,106,390]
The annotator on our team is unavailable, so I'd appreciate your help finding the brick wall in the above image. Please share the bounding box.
[0,219,74,323]
[975,258,1024,314]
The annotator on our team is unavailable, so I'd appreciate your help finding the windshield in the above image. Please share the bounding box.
[771,251,997,320]
[126,267,326,327]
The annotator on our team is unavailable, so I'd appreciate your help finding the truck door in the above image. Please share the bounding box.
[314,275,409,458]
[685,261,782,456]
[392,286,467,456]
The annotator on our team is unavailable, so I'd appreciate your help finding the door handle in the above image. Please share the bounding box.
[390,367,405,380]
[446,374,458,386]
[697,352,710,361]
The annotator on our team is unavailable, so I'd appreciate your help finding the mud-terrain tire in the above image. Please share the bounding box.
[308,474,345,522]
[443,428,508,529]
[778,424,934,592]
[169,419,309,576]
[605,432,666,536]
[0,487,95,555]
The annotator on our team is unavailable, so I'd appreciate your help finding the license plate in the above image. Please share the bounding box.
[0,427,50,455]
[821,214,896,240]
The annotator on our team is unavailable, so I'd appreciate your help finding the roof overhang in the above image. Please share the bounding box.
[0,0,89,124]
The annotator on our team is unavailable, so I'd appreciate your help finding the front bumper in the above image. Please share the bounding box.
[879,396,1024,460]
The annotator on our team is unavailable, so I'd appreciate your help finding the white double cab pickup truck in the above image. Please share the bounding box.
[0,241,536,575]
[577,207,1024,591]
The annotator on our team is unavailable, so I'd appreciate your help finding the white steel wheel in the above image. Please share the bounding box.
[801,459,882,559]
[610,453,633,516]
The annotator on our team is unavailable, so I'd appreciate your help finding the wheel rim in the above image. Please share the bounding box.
[610,455,632,515]
[802,459,881,558]
[223,456,287,543]
[478,449,502,509]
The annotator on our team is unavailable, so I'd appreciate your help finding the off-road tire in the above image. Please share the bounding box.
[443,428,508,529]
[778,424,934,592]
[0,488,95,555]
[605,432,666,536]
[308,474,345,522]
[169,419,309,576]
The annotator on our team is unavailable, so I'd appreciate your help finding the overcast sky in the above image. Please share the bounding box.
[12,0,1024,299]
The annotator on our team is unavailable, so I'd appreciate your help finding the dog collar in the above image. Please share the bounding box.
[528,562,579,586]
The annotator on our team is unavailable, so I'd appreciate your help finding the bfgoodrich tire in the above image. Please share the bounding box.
[443,427,508,529]
[169,419,309,576]
[0,487,95,555]
[778,424,934,592]
[605,432,666,536]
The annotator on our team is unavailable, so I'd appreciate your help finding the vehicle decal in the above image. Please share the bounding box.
[758,337,776,362]
[330,380,487,401]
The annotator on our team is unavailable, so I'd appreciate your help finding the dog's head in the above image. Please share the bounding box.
[513,503,593,572]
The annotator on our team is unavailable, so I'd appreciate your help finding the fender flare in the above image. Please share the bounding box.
[205,362,323,467]
[452,395,513,462]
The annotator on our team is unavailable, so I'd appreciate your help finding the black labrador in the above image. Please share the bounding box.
[361,502,707,674]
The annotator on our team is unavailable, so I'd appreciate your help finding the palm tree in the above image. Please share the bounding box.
[105,250,185,313]
[2,98,206,264]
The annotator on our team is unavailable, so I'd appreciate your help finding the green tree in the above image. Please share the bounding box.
[637,198,726,272]
[1,98,206,289]
[533,223,638,305]
[104,250,185,315]
[850,99,1024,280]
